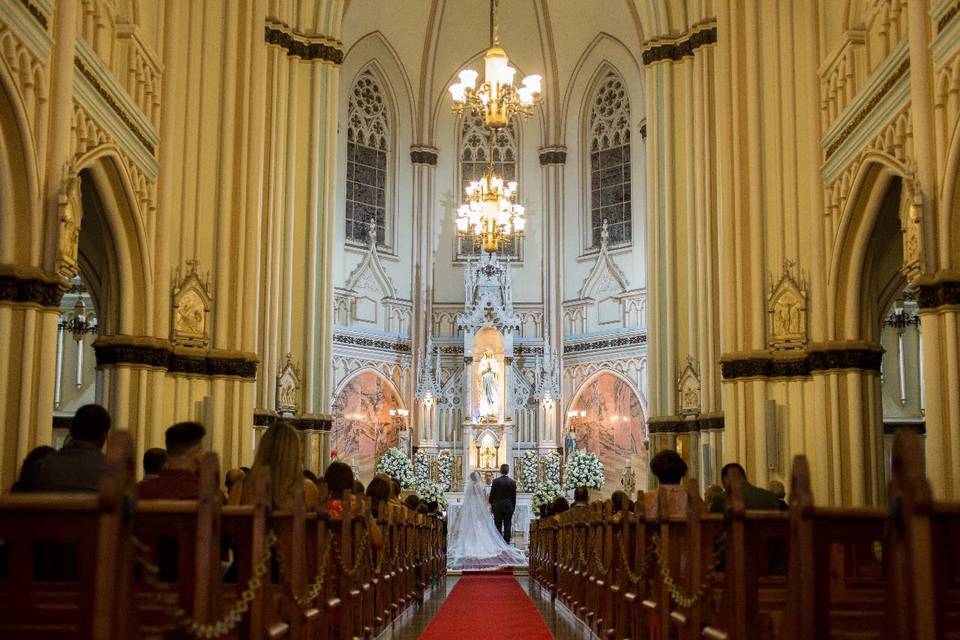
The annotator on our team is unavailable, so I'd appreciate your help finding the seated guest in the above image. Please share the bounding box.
[9,446,55,493]
[23,404,111,492]
[403,494,421,511]
[225,468,245,494]
[229,421,319,511]
[611,490,630,512]
[769,479,788,509]
[416,502,429,515]
[644,450,688,518]
[303,469,318,484]
[138,422,206,499]
[426,501,439,517]
[704,483,724,507]
[552,496,569,518]
[142,448,167,480]
[708,463,783,513]
[365,473,392,517]
[353,480,365,496]
[324,461,362,517]
[572,487,590,508]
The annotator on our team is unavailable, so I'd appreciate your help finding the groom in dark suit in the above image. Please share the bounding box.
[489,464,517,544]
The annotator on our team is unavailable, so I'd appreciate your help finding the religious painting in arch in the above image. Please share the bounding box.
[566,372,647,496]
[331,370,401,485]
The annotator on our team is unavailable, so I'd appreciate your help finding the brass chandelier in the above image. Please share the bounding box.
[449,0,541,253]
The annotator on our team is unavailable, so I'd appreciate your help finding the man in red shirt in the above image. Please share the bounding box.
[137,422,206,500]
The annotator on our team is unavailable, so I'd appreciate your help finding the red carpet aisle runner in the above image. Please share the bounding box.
[418,575,554,640]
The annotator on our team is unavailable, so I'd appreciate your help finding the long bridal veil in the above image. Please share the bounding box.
[447,471,527,571]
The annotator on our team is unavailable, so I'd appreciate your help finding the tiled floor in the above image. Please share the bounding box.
[378,575,597,639]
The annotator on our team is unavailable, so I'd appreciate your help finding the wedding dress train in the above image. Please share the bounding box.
[447,471,527,571]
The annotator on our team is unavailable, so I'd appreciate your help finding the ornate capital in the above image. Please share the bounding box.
[642,25,717,66]
[538,146,567,165]
[0,265,65,308]
[264,25,344,64]
[410,146,439,165]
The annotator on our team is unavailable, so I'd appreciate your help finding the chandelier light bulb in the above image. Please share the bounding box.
[522,74,542,94]
[459,69,479,89]
[449,83,466,103]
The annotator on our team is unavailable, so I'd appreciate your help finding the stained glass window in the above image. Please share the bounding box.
[589,72,631,249]
[346,71,389,246]
[457,112,520,259]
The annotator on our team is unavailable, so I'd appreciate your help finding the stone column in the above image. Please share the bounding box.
[538,147,565,450]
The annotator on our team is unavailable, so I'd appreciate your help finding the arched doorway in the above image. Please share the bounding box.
[565,370,648,496]
[331,369,404,485]
[52,276,99,447]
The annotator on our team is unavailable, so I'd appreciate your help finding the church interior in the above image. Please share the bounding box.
[0,0,959,638]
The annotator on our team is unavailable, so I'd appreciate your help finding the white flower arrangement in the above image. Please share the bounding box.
[543,450,561,485]
[376,447,415,489]
[413,449,431,483]
[563,449,605,490]
[415,479,448,510]
[435,449,453,491]
[532,479,564,512]
[519,450,540,492]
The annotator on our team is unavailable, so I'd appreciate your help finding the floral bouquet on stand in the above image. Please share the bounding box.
[563,449,604,491]
[543,450,561,485]
[435,449,453,491]
[532,479,564,512]
[413,449,431,484]
[376,447,415,489]
[519,450,540,492]
[415,479,449,510]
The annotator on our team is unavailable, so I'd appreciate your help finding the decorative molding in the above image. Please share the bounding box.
[824,57,910,160]
[74,55,156,156]
[563,332,646,354]
[720,344,883,380]
[578,219,630,299]
[332,331,411,353]
[538,148,567,165]
[641,26,717,65]
[677,356,701,418]
[17,0,47,29]
[916,278,960,309]
[254,412,333,431]
[938,2,960,33]
[0,266,65,307]
[647,413,724,434]
[410,147,438,165]
[92,336,258,379]
[264,25,344,64]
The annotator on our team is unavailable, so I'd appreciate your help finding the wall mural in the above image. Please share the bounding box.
[569,372,647,496]
[331,371,401,485]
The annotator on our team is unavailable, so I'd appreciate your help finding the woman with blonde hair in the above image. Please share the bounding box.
[229,421,319,511]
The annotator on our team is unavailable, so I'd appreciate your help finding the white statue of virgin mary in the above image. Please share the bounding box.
[478,349,499,418]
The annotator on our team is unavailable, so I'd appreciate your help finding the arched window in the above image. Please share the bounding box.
[346,71,390,246]
[457,111,520,259]
[588,72,631,249]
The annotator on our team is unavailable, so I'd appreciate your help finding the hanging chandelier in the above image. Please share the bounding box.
[449,0,539,253]
[455,168,526,253]
[448,0,542,129]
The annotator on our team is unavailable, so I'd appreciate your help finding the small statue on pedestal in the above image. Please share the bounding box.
[621,459,637,496]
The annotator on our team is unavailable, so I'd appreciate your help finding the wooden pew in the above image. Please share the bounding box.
[885,429,960,640]
[130,452,223,639]
[220,468,290,639]
[780,456,887,640]
[0,431,134,640]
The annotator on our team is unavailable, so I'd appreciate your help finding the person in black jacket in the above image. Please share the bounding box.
[489,464,517,544]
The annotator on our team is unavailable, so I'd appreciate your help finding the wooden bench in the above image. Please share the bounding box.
[0,431,134,639]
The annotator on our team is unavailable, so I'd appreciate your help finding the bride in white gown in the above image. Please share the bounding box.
[448,471,527,571]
